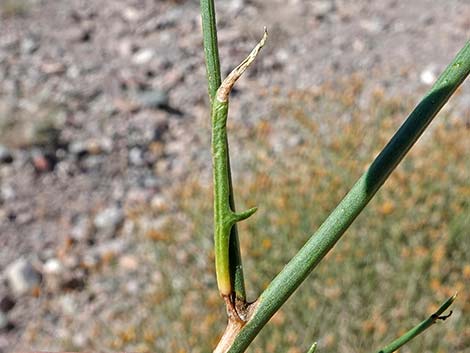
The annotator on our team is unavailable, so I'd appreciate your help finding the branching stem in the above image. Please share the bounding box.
[225,42,470,353]
[201,1,470,352]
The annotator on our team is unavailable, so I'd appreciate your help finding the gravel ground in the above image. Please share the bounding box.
[0,0,469,352]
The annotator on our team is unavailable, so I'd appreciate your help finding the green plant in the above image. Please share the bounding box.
[200,1,470,352]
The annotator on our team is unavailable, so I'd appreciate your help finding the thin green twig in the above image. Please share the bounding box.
[306,342,318,353]
[211,30,267,301]
[376,295,456,353]
[200,0,221,101]
[200,0,247,302]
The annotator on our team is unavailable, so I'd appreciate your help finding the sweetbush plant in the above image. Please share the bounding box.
[200,0,470,352]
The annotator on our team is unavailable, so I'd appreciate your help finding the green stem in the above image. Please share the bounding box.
[211,28,267,301]
[212,100,257,296]
[306,342,318,353]
[227,41,470,352]
[200,0,221,101]
[200,0,247,301]
[376,295,456,353]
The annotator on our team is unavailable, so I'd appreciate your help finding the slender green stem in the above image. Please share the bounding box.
[226,42,470,352]
[200,0,221,101]
[376,295,456,353]
[200,0,247,301]
[306,342,318,353]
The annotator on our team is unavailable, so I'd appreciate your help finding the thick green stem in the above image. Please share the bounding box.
[376,295,456,353]
[226,42,470,352]
[201,0,247,301]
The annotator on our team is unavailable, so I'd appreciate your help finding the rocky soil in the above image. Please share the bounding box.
[0,0,469,352]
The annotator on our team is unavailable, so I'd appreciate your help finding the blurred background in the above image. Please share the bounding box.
[0,0,469,352]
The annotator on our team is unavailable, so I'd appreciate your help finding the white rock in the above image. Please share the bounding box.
[150,195,166,211]
[122,7,141,22]
[0,312,8,329]
[312,1,334,17]
[125,280,139,294]
[128,147,144,166]
[81,253,100,269]
[70,217,91,241]
[132,49,155,65]
[4,258,42,296]
[118,40,137,57]
[1,185,16,201]
[360,19,384,34]
[119,255,139,271]
[43,258,63,275]
[94,207,123,232]
[420,68,436,85]
[59,295,76,316]
[72,333,88,348]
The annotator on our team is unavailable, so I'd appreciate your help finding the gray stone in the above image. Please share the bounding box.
[70,216,91,241]
[68,141,88,157]
[128,147,144,166]
[360,19,385,34]
[312,1,335,18]
[94,207,124,233]
[0,312,8,330]
[135,90,169,110]
[1,185,16,201]
[21,37,39,54]
[59,295,76,316]
[4,258,42,296]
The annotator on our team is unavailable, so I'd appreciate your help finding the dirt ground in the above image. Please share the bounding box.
[0,0,469,352]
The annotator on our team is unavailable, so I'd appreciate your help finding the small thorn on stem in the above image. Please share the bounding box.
[433,310,453,321]
[233,206,258,223]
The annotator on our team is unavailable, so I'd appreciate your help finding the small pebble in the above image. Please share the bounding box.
[4,258,42,296]
[94,207,124,233]
[0,312,8,330]
[132,49,155,65]
[119,255,139,271]
[43,258,64,276]
[135,89,169,110]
